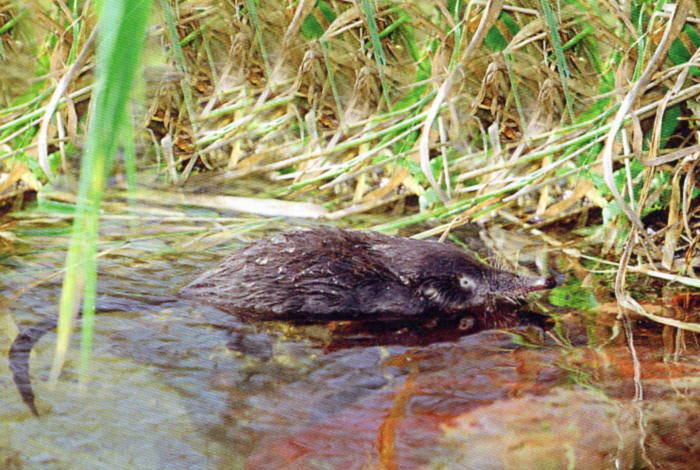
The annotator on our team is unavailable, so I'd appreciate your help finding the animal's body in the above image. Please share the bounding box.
[181,229,554,329]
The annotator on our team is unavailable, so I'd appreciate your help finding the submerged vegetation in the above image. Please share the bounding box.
[1,0,700,366]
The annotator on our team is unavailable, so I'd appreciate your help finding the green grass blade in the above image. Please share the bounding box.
[359,0,392,111]
[50,0,154,388]
[540,0,575,122]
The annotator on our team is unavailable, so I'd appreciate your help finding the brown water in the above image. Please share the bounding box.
[2,198,700,470]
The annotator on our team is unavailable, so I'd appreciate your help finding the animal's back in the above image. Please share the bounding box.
[181,229,423,321]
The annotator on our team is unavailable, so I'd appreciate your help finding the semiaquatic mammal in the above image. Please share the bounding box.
[181,228,554,329]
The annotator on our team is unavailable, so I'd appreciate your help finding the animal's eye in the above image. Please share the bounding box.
[459,276,475,291]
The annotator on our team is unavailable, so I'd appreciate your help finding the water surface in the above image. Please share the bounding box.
[1,198,699,469]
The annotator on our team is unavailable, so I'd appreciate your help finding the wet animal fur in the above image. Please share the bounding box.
[181,228,554,329]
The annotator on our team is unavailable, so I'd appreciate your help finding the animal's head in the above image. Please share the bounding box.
[415,248,554,315]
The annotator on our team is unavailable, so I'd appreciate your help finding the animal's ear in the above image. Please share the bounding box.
[458,275,476,292]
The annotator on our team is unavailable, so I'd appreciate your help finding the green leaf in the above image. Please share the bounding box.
[485,21,508,52]
[302,12,325,39]
[650,104,681,150]
[501,12,520,36]
[669,26,700,77]
[318,0,336,24]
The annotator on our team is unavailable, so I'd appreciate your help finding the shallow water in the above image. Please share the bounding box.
[2,200,700,469]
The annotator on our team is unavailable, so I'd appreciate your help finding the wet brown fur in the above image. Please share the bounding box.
[181,229,554,329]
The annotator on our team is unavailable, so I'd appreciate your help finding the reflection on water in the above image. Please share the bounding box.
[2,207,700,469]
